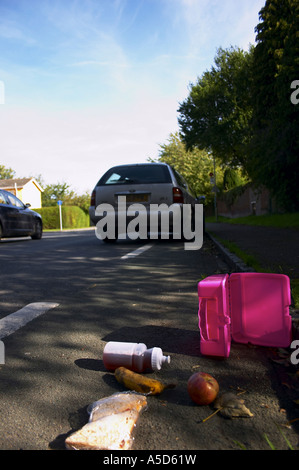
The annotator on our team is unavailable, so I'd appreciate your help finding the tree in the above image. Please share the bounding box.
[178,46,254,170]
[41,182,74,207]
[65,192,90,214]
[248,0,299,211]
[41,180,90,213]
[0,165,15,179]
[222,167,247,191]
[152,132,225,205]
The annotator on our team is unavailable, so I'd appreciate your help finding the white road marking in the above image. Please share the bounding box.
[0,302,59,339]
[121,244,153,260]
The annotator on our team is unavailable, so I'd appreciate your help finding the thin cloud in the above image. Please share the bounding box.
[0,0,267,193]
[165,0,264,52]
[68,60,129,68]
[0,19,35,44]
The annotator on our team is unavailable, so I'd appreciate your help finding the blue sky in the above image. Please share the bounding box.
[0,0,265,195]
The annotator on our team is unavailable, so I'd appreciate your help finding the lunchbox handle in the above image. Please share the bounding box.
[198,297,219,341]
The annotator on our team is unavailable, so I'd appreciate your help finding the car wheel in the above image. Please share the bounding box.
[31,220,42,239]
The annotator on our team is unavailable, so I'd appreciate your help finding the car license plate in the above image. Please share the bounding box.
[125,194,149,203]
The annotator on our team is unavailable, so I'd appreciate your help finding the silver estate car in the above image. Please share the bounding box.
[89,162,203,242]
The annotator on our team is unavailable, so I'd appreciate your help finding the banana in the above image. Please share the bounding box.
[114,367,176,395]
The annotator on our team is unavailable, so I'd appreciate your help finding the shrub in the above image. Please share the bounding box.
[34,206,90,230]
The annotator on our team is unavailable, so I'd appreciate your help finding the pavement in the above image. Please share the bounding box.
[206,221,299,278]
[206,220,299,338]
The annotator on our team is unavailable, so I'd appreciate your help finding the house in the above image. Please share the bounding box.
[0,177,43,208]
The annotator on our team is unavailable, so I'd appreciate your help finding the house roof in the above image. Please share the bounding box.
[0,177,43,192]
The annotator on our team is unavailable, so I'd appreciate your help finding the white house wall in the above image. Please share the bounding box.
[22,183,42,208]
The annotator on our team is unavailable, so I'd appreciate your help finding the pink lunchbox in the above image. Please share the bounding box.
[198,273,292,357]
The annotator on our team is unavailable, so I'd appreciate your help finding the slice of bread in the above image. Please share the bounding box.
[65,393,147,450]
[65,409,139,450]
[89,392,147,422]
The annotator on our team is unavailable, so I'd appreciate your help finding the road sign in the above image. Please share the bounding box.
[57,200,63,206]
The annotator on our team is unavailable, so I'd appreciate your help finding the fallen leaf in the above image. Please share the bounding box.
[201,408,222,423]
[214,392,254,419]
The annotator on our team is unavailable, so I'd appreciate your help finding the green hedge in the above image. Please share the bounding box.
[34,206,90,230]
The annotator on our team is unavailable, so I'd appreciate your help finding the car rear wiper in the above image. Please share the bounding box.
[121,177,139,184]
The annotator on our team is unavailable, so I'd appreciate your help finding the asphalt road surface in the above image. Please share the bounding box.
[0,229,298,451]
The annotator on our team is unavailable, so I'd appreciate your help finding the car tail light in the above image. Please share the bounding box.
[90,189,96,206]
[172,187,184,204]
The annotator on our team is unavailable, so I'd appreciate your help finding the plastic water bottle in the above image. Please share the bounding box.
[103,341,170,372]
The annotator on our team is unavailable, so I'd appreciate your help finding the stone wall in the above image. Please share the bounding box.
[215,185,276,218]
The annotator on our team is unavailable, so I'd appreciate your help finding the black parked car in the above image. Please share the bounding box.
[0,189,43,240]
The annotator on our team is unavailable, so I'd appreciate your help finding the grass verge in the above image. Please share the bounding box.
[207,212,299,307]
[213,235,299,308]
[206,212,299,228]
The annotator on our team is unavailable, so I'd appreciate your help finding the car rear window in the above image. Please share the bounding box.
[98,165,172,185]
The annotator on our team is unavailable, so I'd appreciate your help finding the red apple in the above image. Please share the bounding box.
[187,372,219,405]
